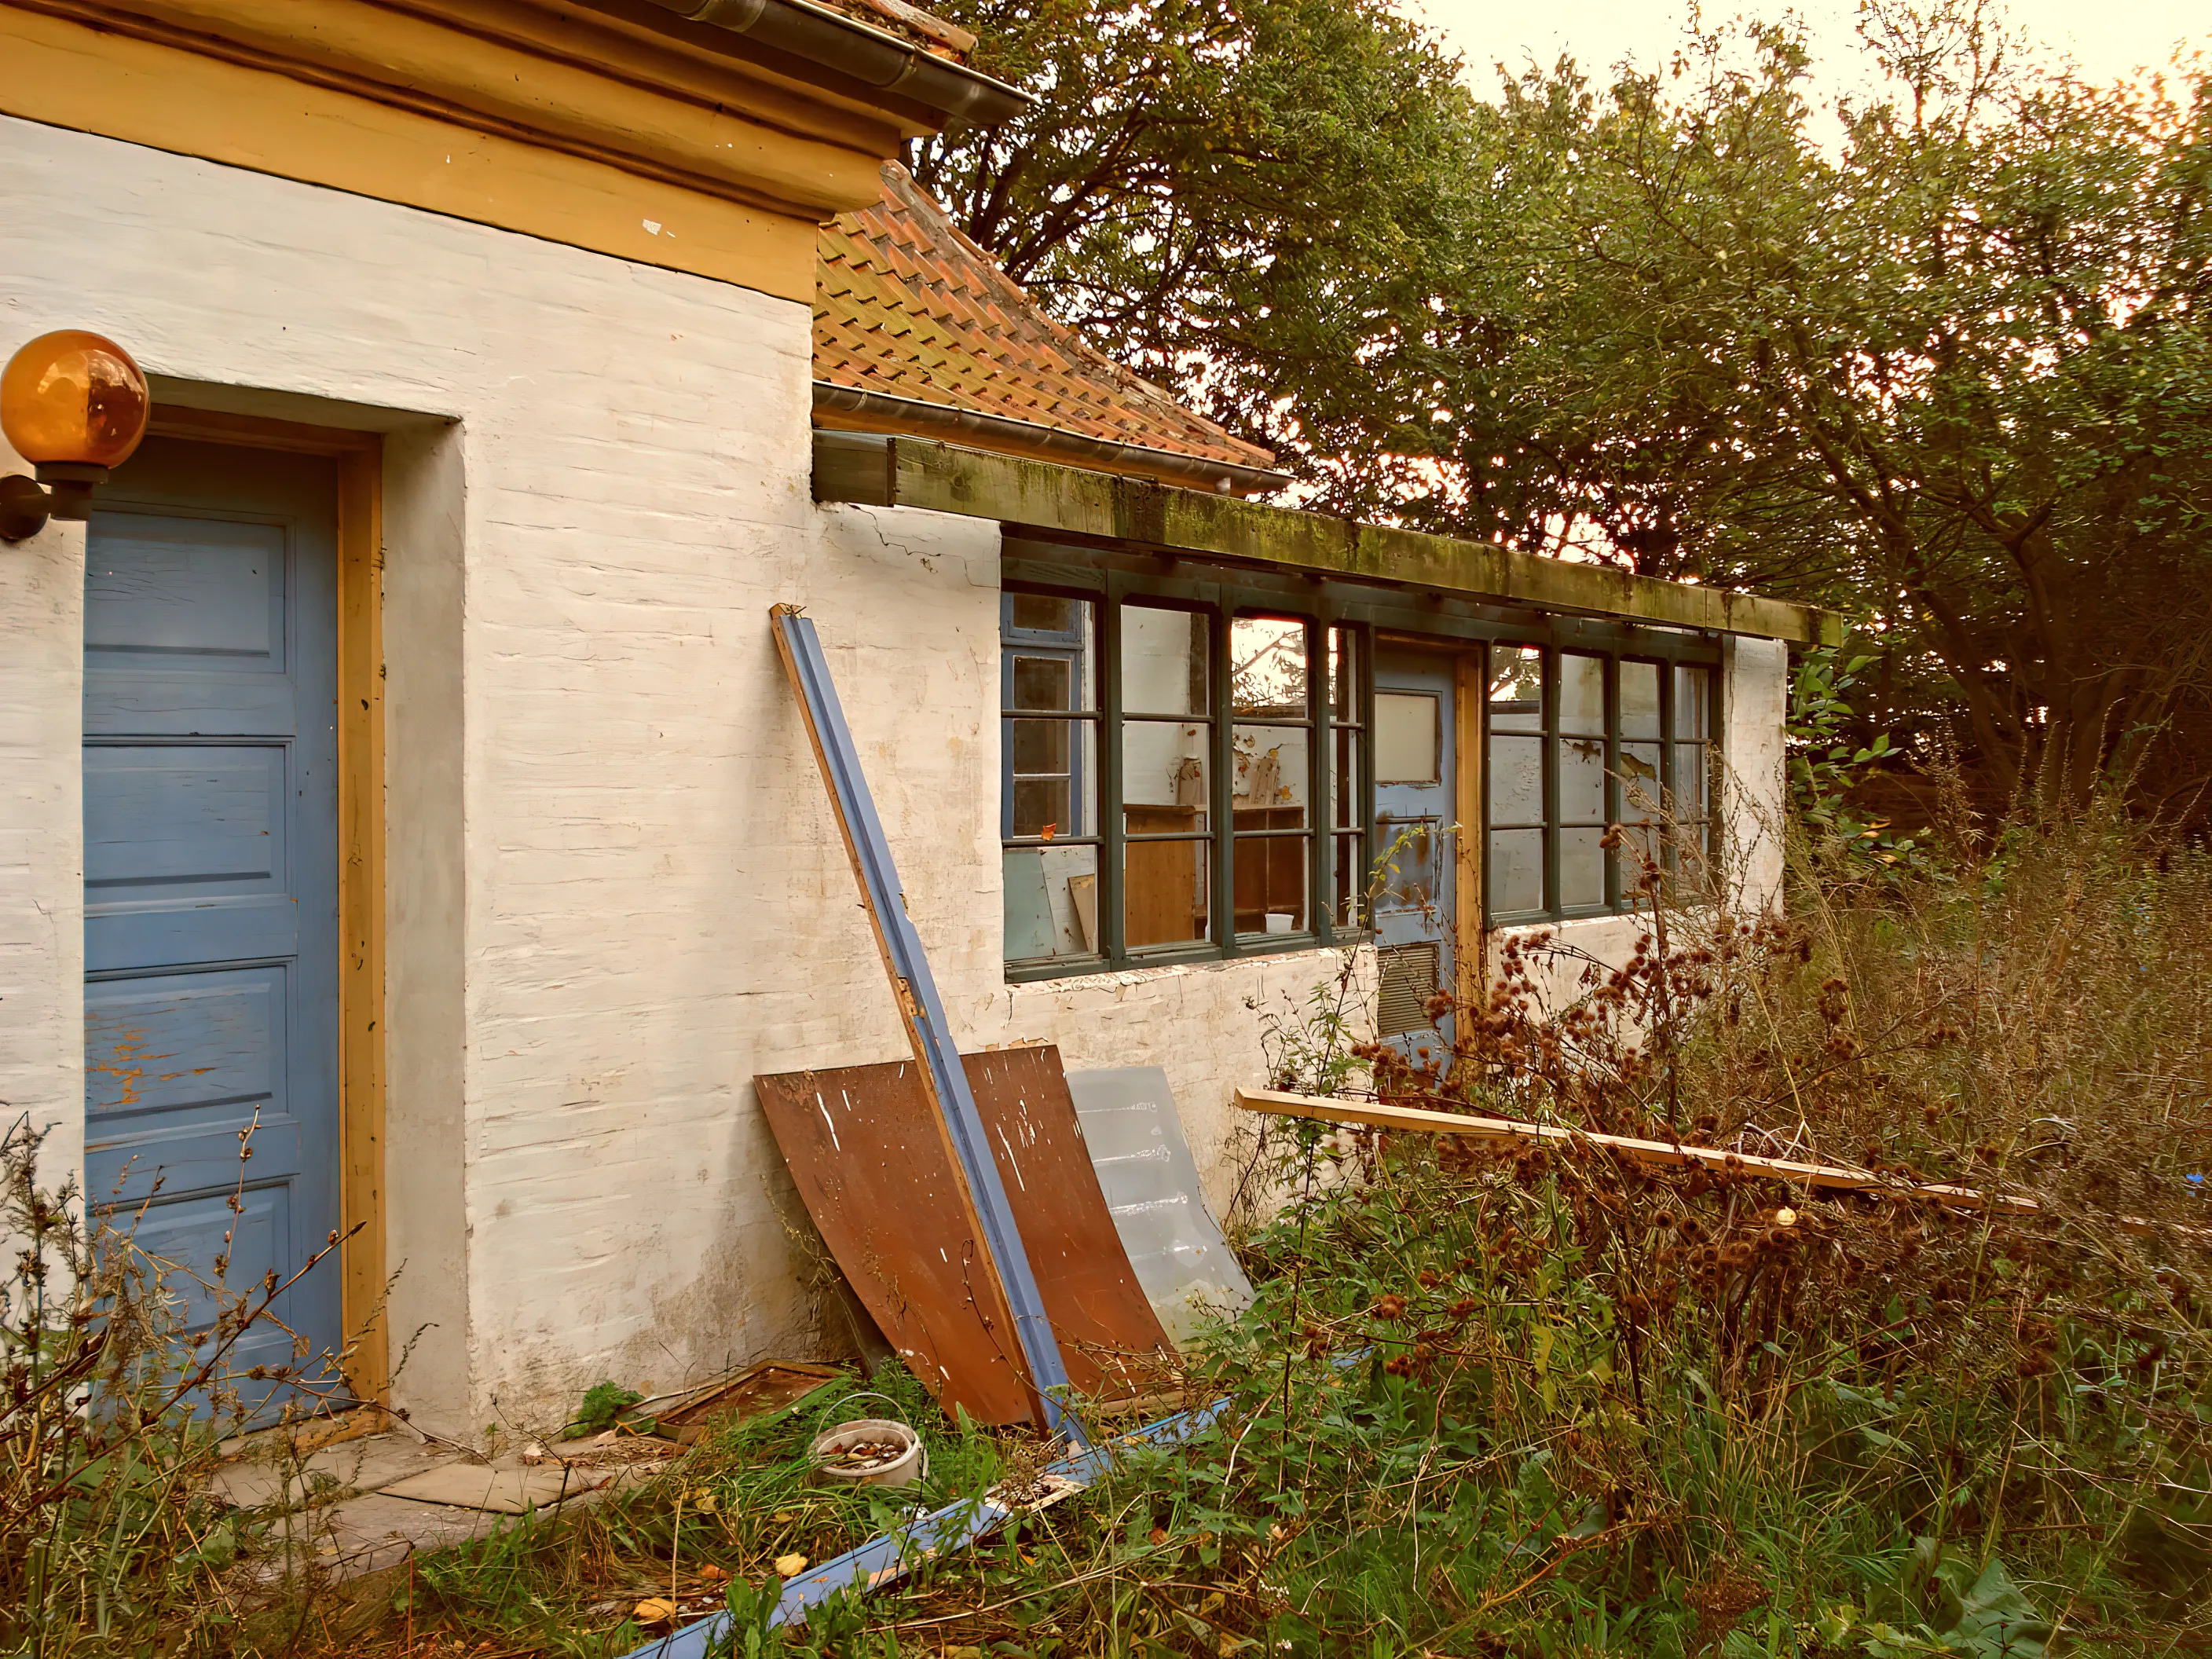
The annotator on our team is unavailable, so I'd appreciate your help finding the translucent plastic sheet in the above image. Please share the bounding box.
[1065,1065,1255,1346]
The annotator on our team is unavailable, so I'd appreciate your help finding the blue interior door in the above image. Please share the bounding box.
[83,438,347,1415]
[1372,648,1456,1060]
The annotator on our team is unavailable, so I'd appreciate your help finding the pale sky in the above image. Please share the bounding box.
[1408,0,2208,100]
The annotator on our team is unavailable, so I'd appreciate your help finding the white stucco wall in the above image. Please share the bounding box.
[2,114,1802,1435]
[1,115,1381,1432]
[0,428,84,1188]
[1,114,917,1430]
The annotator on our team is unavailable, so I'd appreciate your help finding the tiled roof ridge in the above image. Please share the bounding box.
[877,163,1200,412]
[814,161,1280,478]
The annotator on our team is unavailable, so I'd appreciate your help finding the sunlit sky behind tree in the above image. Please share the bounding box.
[1408,0,2207,98]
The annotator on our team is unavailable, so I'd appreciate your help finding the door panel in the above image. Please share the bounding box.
[83,438,346,1417]
[1372,648,1456,1055]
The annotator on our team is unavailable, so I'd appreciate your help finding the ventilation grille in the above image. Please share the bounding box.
[1375,940,1442,1038]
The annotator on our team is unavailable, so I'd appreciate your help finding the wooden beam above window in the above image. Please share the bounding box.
[815,431,1844,647]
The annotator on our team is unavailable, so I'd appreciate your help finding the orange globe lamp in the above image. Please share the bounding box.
[0,330,152,543]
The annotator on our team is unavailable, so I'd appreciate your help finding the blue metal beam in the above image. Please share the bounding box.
[769,606,1082,1444]
[621,1398,1228,1657]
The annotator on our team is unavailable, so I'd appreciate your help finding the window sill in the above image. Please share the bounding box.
[1002,933,1351,987]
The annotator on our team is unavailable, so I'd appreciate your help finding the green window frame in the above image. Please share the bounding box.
[1483,646,1719,926]
[1001,579,1371,980]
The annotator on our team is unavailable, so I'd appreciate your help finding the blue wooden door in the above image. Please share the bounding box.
[1372,647,1456,1059]
[83,438,346,1414]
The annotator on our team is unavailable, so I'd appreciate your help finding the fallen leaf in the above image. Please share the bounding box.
[632,1598,677,1625]
[773,1551,808,1577]
[698,1563,729,1582]
[771,1511,795,1523]
[1149,1527,1169,1546]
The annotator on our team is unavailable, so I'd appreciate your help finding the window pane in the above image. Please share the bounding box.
[1232,616,1309,716]
[1328,627,1359,723]
[1124,722,1209,826]
[1122,604,1208,715]
[1124,837,1210,947]
[1561,827,1606,910]
[1007,716,1096,840]
[1005,844,1101,962]
[1674,822,1713,886]
[1331,833,1365,928]
[1375,818,1438,909]
[1561,734,1606,822]
[1488,645,1544,732]
[1010,593,1077,634]
[1489,829,1544,916]
[1673,665,1712,739]
[1012,778,1068,838]
[1614,826,1661,896]
[1236,835,1309,935]
[1010,716,1069,775]
[1488,734,1543,825]
[1331,728,1361,830]
[1618,742,1662,822]
[1621,660,1661,740]
[1011,655,1071,712]
[1669,741,1709,820]
[1235,725,1308,816]
[1561,653,1606,736]
[1374,692,1439,783]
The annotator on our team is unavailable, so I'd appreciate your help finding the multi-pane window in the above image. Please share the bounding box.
[1121,602,1213,948]
[1485,647,1716,925]
[1001,594,1101,963]
[1326,629,1365,929]
[1231,616,1312,939]
[1002,588,1364,974]
[1000,579,1721,969]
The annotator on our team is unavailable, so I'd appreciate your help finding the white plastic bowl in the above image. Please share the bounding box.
[807,1417,924,1489]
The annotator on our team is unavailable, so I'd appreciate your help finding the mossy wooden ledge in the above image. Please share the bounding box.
[813,430,1842,645]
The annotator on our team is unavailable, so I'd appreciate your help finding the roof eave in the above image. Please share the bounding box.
[814,430,1845,646]
[813,381,1291,496]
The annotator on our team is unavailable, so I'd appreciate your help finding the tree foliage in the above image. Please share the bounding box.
[919,0,2212,817]
[907,0,1491,511]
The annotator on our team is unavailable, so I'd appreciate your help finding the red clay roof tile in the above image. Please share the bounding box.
[815,164,1277,480]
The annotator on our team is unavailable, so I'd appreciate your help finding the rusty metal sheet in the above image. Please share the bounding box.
[755,1046,1176,1425]
[962,1047,1178,1401]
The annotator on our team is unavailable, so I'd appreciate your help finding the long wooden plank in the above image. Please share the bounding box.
[1234,1087,2042,1214]
[771,606,1083,1443]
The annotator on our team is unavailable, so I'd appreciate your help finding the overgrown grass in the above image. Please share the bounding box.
[16,799,2212,1656]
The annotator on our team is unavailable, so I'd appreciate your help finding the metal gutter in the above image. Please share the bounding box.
[814,380,1292,497]
[632,0,1032,125]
